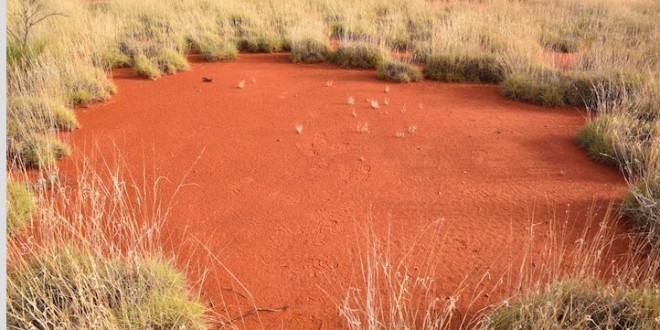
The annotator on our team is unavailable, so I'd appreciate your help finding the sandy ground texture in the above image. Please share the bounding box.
[60,53,628,328]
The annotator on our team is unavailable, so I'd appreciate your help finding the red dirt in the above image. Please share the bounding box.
[59,53,628,328]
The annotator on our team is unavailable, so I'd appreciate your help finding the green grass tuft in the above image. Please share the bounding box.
[133,54,162,80]
[8,135,70,169]
[8,246,208,329]
[333,42,387,69]
[575,114,619,166]
[65,67,116,105]
[424,54,505,83]
[290,38,332,63]
[153,48,190,74]
[376,60,423,83]
[622,173,660,249]
[485,280,660,330]
[7,179,35,235]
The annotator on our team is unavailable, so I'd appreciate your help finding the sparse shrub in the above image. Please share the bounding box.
[376,60,423,83]
[7,178,34,235]
[153,48,189,74]
[65,67,116,105]
[133,54,161,79]
[485,280,660,329]
[290,38,331,63]
[7,246,207,329]
[424,54,505,83]
[333,42,387,69]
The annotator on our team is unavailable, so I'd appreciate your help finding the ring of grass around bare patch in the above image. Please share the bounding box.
[8,246,208,330]
[290,38,332,64]
[376,60,422,83]
[484,280,660,329]
[423,54,505,84]
[7,179,35,235]
[333,42,387,69]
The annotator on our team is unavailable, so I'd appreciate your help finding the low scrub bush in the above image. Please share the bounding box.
[290,38,332,63]
[7,179,34,235]
[376,60,422,83]
[484,280,660,329]
[333,42,387,69]
[424,54,505,83]
[133,54,161,79]
[7,246,208,329]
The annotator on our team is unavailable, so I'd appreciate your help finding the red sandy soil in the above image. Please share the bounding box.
[59,53,628,328]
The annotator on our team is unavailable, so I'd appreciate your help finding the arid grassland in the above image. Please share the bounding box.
[6,0,659,328]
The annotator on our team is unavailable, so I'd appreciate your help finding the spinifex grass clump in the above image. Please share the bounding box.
[65,66,116,105]
[7,246,208,330]
[501,69,645,108]
[423,54,505,83]
[133,54,162,80]
[622,172,660,249]
[376,60,423,83]
[153,48,190,74]
[484,280,660,329]
[7,135,70,169]
[333,42,387,69]
[7,178,35,235]
[290,38,332,63]
[189,33,238,62]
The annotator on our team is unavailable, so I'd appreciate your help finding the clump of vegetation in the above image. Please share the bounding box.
[8,96,78,131]
[622,172,660,249]
[7,178,35,235]
[540,31,580,53]
[574,114,620,166]
[238,33,284,53]
[65,67,116,105]
[290,38,331,63]
[8,135,70,169]
[376,60,422,83]
[424,54,505,83]
[333,42,387,69]
[132,54,162,79]
[97,49,132,69]
[501,69,645,108]
[485,280,660,329]
[190,33,238,62]
[7,246,208,330]
[153,48,189,74]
